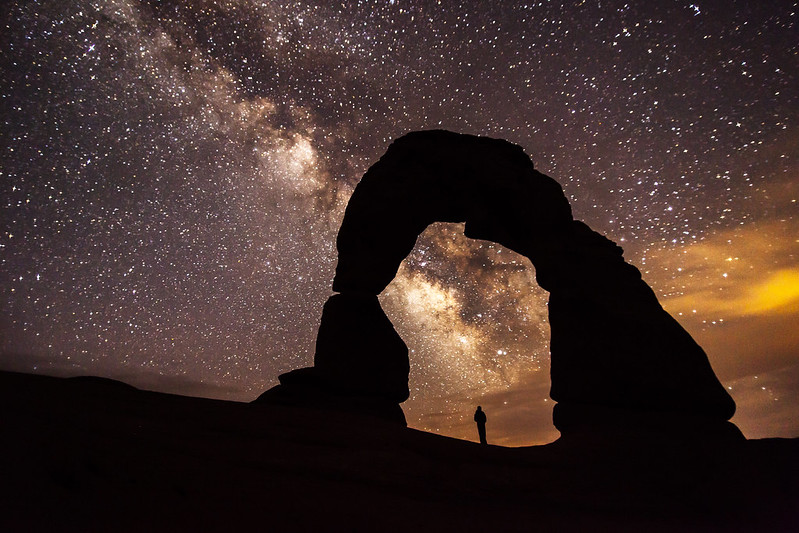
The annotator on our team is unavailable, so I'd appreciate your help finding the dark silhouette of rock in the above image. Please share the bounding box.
[254,293,409,424]
[261,129,736,436]
[3,371,797,531]
[314,293,410,402]
[255,366,408,424]
[333,130,573,294]
[551,402,745,444]
[65,375,139,392]
[541,221,737,424]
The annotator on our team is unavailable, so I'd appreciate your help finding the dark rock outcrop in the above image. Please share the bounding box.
[333,130,573,294]
[255,293,410,423]
[4,371,796,532]
[313,293,410,402]
[260,129,736,435]
[255,366,408,424]
[541,221,736,422]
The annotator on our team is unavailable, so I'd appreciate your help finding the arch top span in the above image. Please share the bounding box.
[258,130,737,436]
[333,130,573,295]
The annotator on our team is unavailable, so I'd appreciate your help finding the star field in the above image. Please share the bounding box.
[2,0,797,445]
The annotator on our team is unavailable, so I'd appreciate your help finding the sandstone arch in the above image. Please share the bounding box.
[261,130,736,431]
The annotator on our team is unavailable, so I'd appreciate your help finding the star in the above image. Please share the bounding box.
[1,0,797,445]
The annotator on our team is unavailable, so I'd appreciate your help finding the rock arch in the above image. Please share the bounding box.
[261,130,736,431]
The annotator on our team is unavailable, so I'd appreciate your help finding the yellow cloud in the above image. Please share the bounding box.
[652,221,799,319]
[663,269,799,318]
[743,269,799,315]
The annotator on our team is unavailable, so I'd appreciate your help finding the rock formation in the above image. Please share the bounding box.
[313,293,410,402]
[258,129,736,434]
[333,130,573,294]
[538,221,737,434]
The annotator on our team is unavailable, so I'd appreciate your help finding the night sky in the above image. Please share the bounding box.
[2,0,797,445]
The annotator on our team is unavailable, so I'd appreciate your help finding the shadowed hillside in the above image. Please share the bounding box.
[1,371,796,532]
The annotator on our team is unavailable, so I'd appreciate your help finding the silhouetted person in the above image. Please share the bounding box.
[474,406,487,445]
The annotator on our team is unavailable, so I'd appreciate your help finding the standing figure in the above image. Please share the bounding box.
[474,406,487,445]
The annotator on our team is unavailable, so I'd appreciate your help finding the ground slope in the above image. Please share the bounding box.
[1,371,796,532]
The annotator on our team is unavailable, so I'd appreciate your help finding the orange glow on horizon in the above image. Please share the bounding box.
[743,269,799,315]
[664,267,799,318]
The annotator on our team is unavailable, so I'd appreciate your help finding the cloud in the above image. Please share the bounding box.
[728,364,799,439]
[737,269,799,315]
[642,218,799,441]
[666,267,799,318]
[644,220,799,320]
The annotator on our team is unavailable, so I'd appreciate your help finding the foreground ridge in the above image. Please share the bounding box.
[2,371,796,532]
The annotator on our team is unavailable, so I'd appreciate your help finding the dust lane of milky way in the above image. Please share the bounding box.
[1,1,797,445]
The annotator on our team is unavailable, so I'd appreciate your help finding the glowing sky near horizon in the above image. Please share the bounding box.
[1,0,797,445]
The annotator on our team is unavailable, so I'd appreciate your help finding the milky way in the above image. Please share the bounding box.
[2,0,797,445]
